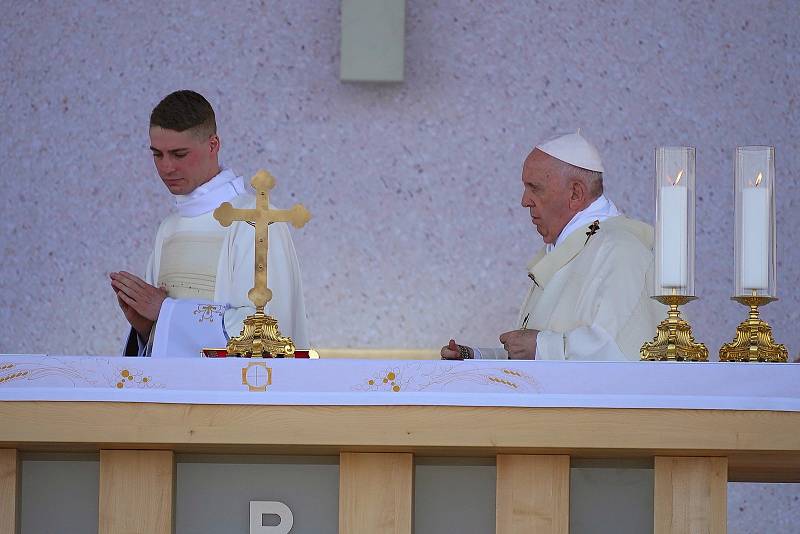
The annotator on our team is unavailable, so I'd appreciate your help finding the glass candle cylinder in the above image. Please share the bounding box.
[734,146,776,297]
[654,147,696,296]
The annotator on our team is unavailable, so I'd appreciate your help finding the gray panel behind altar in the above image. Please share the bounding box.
[570,465,654,534]
[20,455,99,534]
[340,0,405,82]
[414,458,496,534]
[175,455,339,534]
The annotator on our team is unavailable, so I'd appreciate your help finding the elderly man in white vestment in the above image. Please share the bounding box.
[442,131,663,361]
[110,90,309,357]
[443,132,663,534]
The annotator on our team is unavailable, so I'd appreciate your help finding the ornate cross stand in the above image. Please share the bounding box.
[214,170,311,357]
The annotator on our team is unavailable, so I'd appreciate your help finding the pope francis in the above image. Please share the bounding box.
[442,131,664,361]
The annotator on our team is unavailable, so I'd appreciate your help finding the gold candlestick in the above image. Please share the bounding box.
[719,295,787,362]
[641,295,708,361]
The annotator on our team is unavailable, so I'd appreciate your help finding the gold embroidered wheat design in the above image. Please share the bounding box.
[0,371,28,384]
[489,376,518,388]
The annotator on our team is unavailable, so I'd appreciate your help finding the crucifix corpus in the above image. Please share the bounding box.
[213,169,311,357]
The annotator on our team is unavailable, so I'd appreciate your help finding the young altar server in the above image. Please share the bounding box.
[111,90,309,357]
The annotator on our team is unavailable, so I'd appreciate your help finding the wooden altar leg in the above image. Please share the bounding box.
[654,456,727,534]
[496,454,569,534]
[0,449,19,534]
[99,450,174,534]
[339,452,413,534]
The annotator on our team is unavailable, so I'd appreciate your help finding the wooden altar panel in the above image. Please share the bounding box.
[0,449,18,534]
[496,454,569,534]
[1,403,799,482]
[99,450,174,534]
[654,456,727,534]
[339,452,413,534]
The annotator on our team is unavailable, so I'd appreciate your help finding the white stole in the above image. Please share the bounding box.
[172,167,247,217]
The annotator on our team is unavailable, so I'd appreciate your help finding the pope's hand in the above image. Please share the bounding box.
[499,329,539,360]
[440,339,473,360]
[110,271,167,337]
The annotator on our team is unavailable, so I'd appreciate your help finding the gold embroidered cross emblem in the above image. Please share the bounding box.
[193,304,226,323]
[241,362,272,392]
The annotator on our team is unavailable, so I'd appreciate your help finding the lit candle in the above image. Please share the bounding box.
[659,170,688,288]
[741,173,769,290]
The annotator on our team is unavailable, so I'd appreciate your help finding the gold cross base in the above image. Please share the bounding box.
[226,309,296,358]
[641,295,709,362]
[719,296,787,362]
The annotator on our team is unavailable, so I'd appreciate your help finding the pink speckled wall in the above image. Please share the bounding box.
[1,1,798,529]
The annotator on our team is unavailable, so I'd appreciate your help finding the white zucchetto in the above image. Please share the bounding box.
[536,130,605,173]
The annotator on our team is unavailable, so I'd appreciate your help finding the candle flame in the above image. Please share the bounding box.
[755,172,763,187]
[672,169,684,186]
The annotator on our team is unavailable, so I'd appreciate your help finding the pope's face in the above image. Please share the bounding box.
[149,126,220,196]
[520,149,574,244]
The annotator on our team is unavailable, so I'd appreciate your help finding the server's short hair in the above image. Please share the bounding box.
[150,90,216,138]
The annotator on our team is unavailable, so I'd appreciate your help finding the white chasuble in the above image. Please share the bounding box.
[125,170,309,358]
[476,216,664,361]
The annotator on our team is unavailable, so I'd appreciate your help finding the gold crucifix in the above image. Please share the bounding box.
[213,169,311,357]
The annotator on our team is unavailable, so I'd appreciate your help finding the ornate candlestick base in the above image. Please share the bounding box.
[719,296,787,362]
[226,308,296,358]
[641,295,708,361]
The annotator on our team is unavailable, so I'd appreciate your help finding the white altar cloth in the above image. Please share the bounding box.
[0,355,797,411]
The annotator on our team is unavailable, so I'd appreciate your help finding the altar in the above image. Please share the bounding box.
[1,355,799,533]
